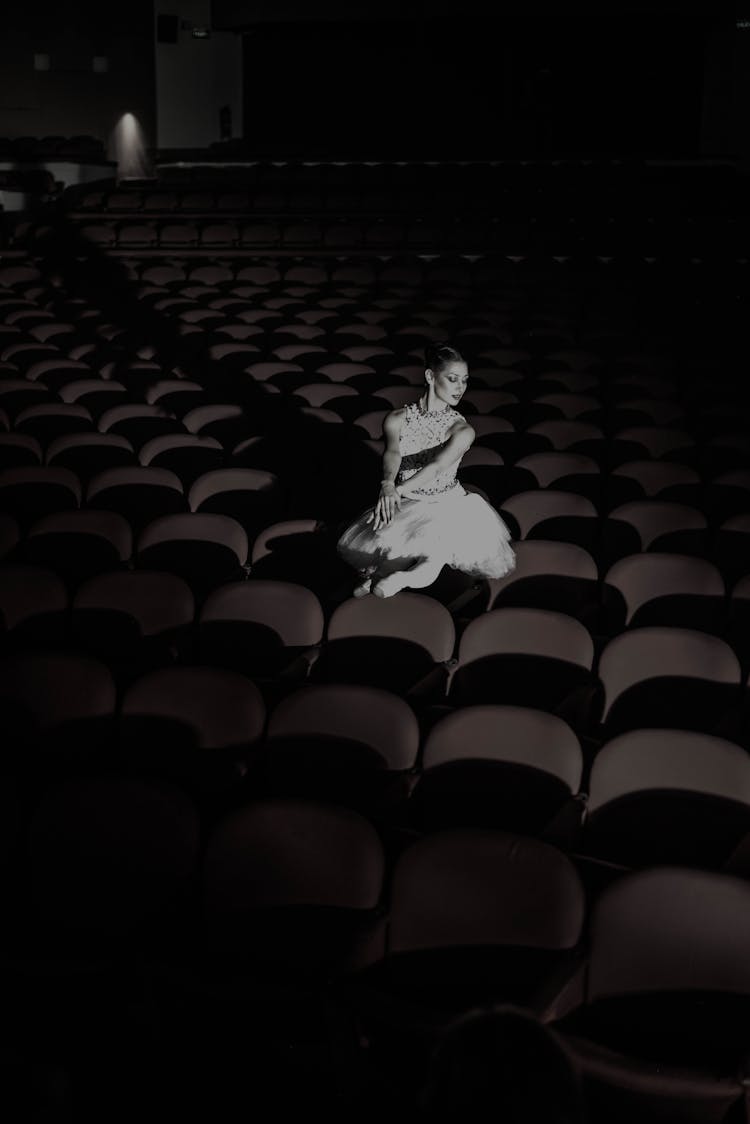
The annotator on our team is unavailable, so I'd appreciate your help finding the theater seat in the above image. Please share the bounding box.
[0,649,116,769]
[341,829,585,1079]
[0,564,69,653]
[46,432,137,482]
[195,578,324,687]
[447,607,599,735]
[134,512,248,601]
[484,540,600,624]
[596,627,742,741]
[583,729,750,870]
[407,704,584,842]
[24,773,199,946]
[139,433,225,488]
[552,867,750,1124]
[263,682,419,813]
[119,664,265,797]
[309,591,455,696]
[188,467,283,540]
[201,798,385,985]
[71,569,195,684]
[0,466,82,531]
[86,465,188,535]
[19,508,132,589]
[600,553,726,637]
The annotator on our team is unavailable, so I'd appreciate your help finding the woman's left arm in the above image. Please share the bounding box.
[399,423,476,493]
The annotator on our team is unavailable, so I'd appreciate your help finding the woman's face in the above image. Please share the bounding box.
[428,360,469,406]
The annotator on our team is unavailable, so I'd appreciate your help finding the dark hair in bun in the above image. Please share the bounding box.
[424,341,465,373]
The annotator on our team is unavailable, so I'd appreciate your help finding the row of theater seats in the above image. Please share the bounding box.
[0,250,661,392]
[2,767,750,1121]
[0,258,745,456]
[73,186,504,213]
[3,357,745,476]
[67,218,526,253]
[0,376,747,482]
[3,630,750,859]
[1,172,750,1118]
[0,134,104,160]
[1,455,750,622]
[5,247,618,299]
[48,216,743,258]
[0,168,59,196]
[72,158,743,210]
[3,551,750,750]
[47,165,743,260]
[65,187,743,239]
[2,248,749,611]
[119,251,651,294]
[0,431,748,533]
[8,241,741,303]
[1,381,749,561]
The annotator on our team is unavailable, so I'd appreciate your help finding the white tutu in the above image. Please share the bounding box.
[337,483,516,581]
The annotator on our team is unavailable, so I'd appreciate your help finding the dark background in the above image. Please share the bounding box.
[240,10,708,158]
[0,1,737,163]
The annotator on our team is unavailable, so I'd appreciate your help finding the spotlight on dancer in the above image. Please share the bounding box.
[337,342,516,598]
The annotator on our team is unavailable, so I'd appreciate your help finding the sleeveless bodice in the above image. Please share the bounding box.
[397,401,465,496]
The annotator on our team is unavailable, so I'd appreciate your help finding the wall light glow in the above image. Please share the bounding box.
[110,111,152,181]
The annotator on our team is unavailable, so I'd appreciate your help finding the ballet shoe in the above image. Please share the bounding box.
[353,578,373,598]
[372,574,403,598]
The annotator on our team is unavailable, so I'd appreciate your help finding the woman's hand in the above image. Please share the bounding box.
[367,481,402,530]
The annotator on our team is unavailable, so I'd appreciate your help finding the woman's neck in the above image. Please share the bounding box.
[419,392,449,414]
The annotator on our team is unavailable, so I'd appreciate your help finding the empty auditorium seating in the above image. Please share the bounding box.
[24,773,200,944]
[484,539,600,624]
[0,649,117,769]
[341,829,585,1075]
[195,577,323,688]
[446,608,600,734]
[119,664,265,797]
[18,508,132,589]
[263,682,419,813]
[310,591,456,696]
[0,563,69,652]
[406,705,584,840]
[134,512,248,600]
[71,569,195,683]
[582,728,750,869]
[551,867,750,1124]
[600,552,726,635]
[4,152,750,1118]
[596,627,743,740]
[202,798,385,982]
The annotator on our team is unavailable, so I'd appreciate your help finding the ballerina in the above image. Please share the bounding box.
[336,342,516,598]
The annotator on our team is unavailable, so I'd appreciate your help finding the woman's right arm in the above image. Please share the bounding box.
[380,410,403,486]
[367,410,403,530]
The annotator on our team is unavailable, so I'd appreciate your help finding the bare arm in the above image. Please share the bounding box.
[380,410,403,485]
[400,423,475,493]
[367,409,404,530]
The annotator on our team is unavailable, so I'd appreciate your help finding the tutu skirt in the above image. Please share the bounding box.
[336,484,516,581]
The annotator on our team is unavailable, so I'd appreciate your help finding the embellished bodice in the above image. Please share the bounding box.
[397,401,465,496]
